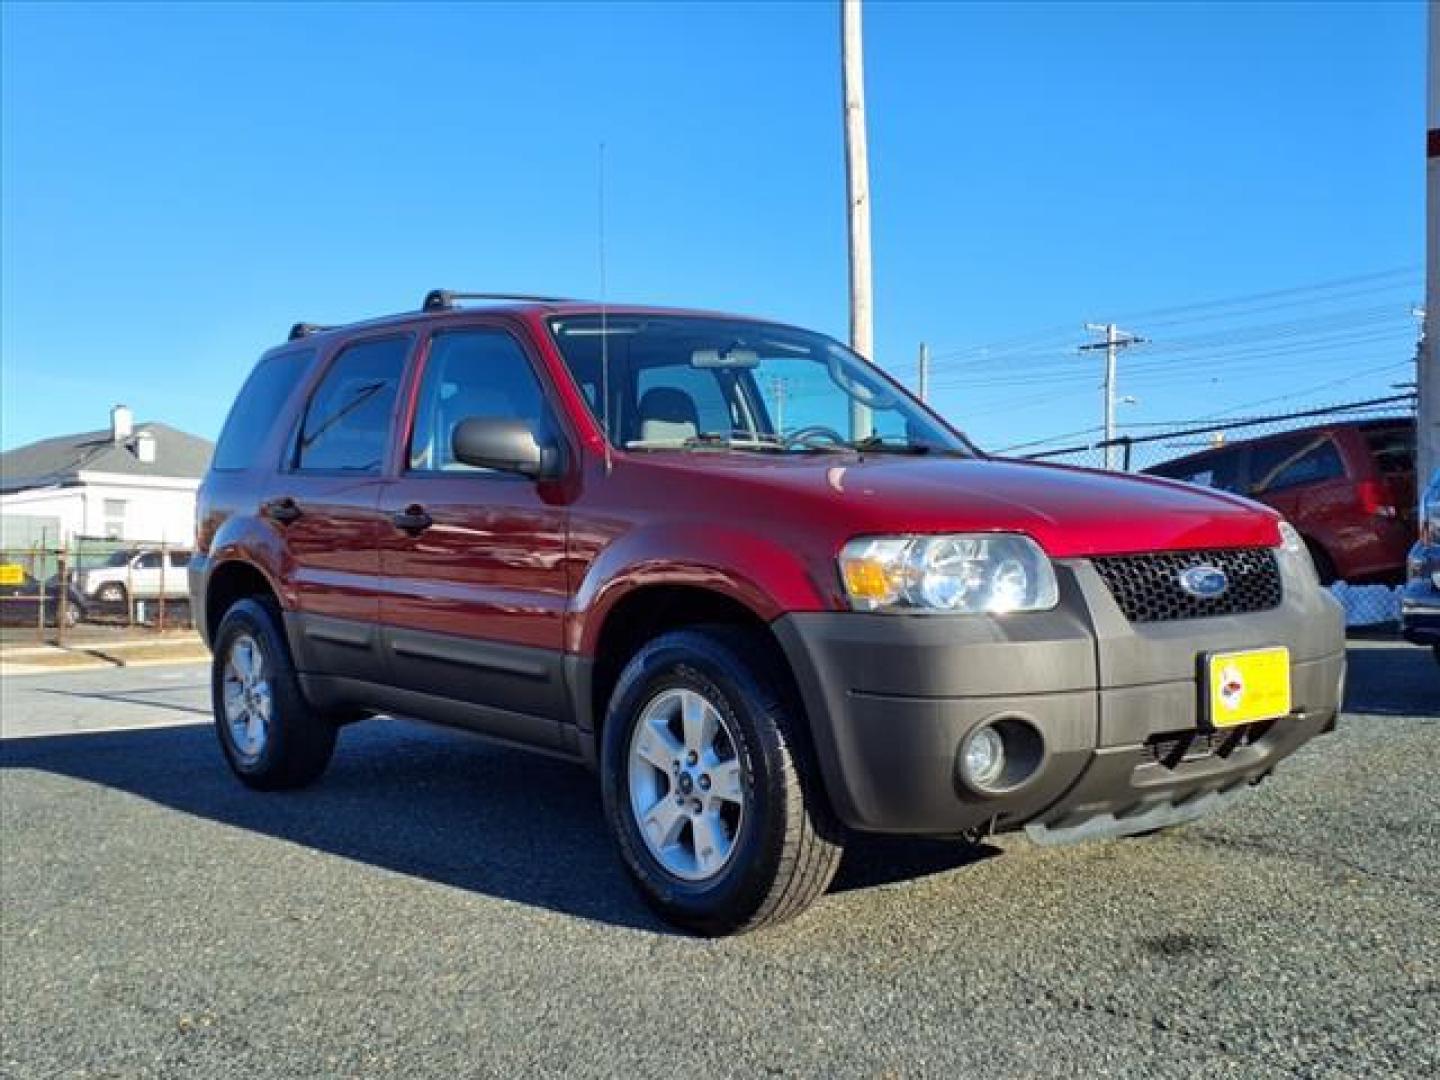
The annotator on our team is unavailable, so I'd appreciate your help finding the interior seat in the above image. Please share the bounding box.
[636,387,700,445]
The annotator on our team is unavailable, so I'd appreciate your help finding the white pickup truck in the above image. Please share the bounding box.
[79,548,192,605]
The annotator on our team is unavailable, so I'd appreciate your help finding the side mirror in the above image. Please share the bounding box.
[451,416,561,479]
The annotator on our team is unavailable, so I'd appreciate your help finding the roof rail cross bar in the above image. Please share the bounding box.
[423,289,573,312]
[288,322,335,341]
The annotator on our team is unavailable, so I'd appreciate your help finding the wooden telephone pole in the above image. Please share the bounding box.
[842,0,874,437]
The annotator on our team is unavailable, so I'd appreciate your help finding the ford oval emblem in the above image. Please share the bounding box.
[1179,564,1229,599]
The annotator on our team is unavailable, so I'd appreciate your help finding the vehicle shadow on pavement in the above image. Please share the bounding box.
[0,717,993,932]
[832,835,998,893]
[0,719,667,932]
[1343,644,1439,719]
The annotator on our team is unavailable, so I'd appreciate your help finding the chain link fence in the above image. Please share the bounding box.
[1008,395,1417,476]
[0,538,194,644]
[1007,395,1419,624]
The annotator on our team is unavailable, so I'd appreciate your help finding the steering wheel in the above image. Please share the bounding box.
[783,425,848,450]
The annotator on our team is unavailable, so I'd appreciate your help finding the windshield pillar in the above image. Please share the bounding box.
[849,400,874,441]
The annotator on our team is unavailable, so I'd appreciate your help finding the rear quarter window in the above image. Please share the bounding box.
[1363,425,1415,476]
[212,348,315,471]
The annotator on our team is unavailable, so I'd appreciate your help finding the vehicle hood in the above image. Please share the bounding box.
[635,452,1281,558]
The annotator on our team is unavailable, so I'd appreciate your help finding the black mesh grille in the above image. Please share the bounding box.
[1092,548,1282,623]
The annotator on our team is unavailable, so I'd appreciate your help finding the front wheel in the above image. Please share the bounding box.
[212,598,335,790]
[600,627,844,935]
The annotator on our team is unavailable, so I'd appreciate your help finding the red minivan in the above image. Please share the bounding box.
[192,292,1345,934]
[1146,421,1416,584]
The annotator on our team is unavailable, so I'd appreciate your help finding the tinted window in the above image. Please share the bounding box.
[296,337,410,472]
[168,551,191,569]
[409,330,548,472]
[135,552,163,570]
[1364,425,1414,476]
[213,349,314,471]
[1251,435,1345,494]
[1152,449,1244,494]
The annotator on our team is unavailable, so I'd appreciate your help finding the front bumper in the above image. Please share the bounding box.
[1400,543,1440,646]
[774,554,1345,839]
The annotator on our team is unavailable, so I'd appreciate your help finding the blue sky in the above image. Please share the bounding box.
[1,1,1425,454]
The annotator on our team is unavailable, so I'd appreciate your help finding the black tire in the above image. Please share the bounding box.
[211,597,335,790]
[96,582,127,605]
[600,626,844,936]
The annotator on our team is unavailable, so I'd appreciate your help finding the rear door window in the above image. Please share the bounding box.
[295,337,411,472]
[212,348,314,471]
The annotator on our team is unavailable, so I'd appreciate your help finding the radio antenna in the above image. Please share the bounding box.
[598,141,613,472]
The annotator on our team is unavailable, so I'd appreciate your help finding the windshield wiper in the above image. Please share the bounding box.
[850,435,933,455]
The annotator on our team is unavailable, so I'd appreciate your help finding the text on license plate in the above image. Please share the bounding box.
[1205,646,1291,728]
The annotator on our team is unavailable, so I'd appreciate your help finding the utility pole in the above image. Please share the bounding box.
[918,342,930,402]
[842,0,874,438]
[1420,0,1439,491]
[770,376,788,435]
[1080,323,1144,470]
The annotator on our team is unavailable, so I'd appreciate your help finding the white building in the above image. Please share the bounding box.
[0,406,213,548]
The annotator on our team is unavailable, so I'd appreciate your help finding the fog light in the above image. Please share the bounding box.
[963,725,1005,789]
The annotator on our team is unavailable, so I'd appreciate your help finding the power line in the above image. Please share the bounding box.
[926,267,1420,366]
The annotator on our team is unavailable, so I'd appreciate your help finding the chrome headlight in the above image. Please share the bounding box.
[1275,520,1319,584]
[838,534,1059,614]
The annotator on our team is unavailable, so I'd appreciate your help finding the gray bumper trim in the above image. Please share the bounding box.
[1024,783,1252,846]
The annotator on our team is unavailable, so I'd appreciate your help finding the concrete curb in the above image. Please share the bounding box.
[0,648,212,677]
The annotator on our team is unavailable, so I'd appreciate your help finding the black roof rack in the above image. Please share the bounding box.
[288,322,334,341]
[422,289,572,312]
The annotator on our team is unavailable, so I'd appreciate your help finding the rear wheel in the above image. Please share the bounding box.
[212,598,335,790]
[600,627,844,935]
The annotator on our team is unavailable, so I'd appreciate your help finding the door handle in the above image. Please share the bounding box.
[391,504,433,535]
[263,497,302,525]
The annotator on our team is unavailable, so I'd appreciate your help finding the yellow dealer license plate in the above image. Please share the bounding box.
[1205,647,1291,728]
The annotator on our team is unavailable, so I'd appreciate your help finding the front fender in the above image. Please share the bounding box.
[567,521,834,656]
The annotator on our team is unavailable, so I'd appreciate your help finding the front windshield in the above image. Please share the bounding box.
[547,315,971,456]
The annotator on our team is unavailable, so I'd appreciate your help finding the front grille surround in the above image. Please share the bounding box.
[1144,719,1276,769]
[1091,547,1283,623]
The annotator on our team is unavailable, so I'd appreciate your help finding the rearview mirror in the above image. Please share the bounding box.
[452,417,561,479]
[691,347,759,369]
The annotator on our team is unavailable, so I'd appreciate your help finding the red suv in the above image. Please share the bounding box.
[1145,420,1416,584]
[193,292,1345,934]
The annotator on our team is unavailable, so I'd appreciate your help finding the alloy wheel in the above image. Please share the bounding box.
[626,687,746,882]
[222,632,273,764]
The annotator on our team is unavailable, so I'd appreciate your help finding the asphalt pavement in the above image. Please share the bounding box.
[1,641,1437,1078]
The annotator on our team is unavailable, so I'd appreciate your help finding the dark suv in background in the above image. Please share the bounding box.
[1145,420,1416,584]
